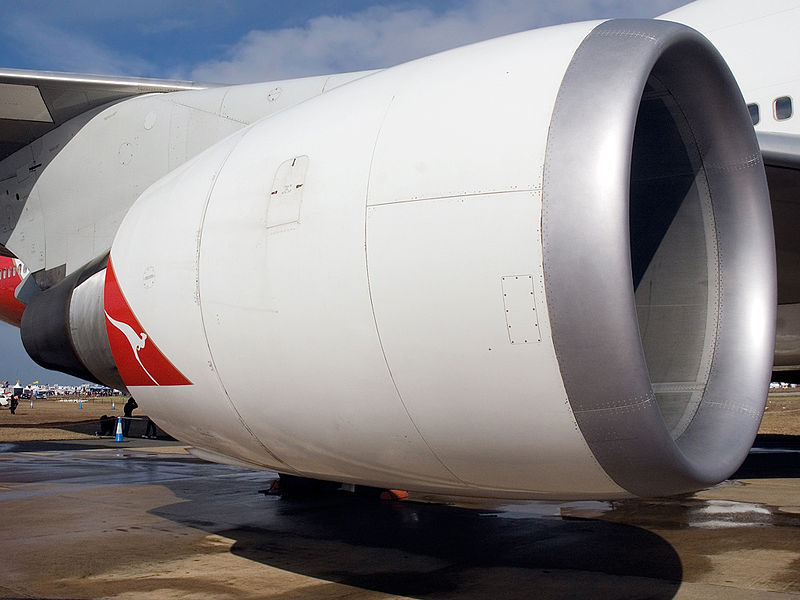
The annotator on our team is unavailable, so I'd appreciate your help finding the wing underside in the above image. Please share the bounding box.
[0,68,205,162]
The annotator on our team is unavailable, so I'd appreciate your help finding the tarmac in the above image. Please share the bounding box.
[0,435,798,599]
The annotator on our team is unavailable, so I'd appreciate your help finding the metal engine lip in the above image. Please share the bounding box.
[541,18,775,496]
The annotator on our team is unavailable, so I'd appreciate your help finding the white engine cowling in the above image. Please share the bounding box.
[105,19,775,499]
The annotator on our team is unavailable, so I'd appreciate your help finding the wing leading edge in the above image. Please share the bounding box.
[0,68,207,162]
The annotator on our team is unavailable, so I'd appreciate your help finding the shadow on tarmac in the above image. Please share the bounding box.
[2,431,797,598]
[733,434,800,479]
[154,487,683,599]
[144,435,795,598]
[234,500,681,599]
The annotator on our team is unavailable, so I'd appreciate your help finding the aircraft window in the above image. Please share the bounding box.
[775,96,793,120]
[747,103,760,125]
[12,266,16,276]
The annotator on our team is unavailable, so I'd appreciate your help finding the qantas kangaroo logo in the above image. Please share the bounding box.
[104,312,155,383]
[104,258,191,387]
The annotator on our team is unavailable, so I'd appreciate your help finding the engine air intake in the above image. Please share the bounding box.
[543,19,775,496]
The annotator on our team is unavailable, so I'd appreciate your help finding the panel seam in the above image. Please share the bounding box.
[363,95,465,485]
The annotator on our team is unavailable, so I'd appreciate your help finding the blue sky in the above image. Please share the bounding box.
[0,0,688,83]
[0,0,688,386]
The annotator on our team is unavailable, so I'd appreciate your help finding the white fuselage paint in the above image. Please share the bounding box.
[661,0,800,136]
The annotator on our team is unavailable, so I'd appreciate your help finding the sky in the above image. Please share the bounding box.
[0,0,688,385]
[0,0,688,84]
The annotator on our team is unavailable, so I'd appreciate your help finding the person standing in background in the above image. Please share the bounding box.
[122,397,138,436]
[143,417,157,439]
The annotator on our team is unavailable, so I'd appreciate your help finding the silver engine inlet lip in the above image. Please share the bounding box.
[542,19,776,497]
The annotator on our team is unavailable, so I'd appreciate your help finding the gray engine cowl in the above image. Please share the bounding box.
[20,255,126,391]
[542,19,775,496]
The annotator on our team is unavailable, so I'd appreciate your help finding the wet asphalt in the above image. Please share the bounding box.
[0,436,798,599]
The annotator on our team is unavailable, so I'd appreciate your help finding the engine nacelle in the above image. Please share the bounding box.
[105,19,774,499]
[21,255,126,391]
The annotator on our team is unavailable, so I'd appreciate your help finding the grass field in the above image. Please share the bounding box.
[0,396,156,441]
[761,389,800,435]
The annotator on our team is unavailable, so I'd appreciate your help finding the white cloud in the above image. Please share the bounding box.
[6,15,154,76]
[190,0,687,84]
[0,0,687,81]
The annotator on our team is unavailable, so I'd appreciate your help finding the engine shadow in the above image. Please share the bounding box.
[733,434,800,479]
[154,489,682,600]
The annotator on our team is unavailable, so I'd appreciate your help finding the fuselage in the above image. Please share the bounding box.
[662,2,800,376]
[0,256,26,326]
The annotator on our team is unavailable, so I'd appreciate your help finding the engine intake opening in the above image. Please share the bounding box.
[630,75,717,440]
[543,18,775,497]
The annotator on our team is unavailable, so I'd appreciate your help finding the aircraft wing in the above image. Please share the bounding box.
[0,68,206,162]
[0,68,368,277]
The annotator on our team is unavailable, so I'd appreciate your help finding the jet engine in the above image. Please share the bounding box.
[20,255,126,391]
[39,19,778,499]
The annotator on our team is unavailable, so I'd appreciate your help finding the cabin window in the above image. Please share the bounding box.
[747,103,760,125]
[775,96,793,120]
